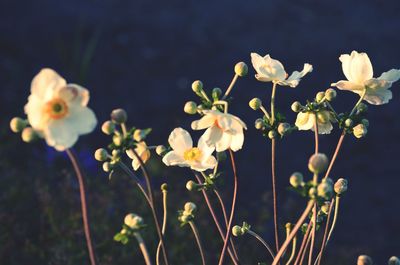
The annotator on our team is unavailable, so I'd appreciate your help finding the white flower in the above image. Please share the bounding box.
[24,68,97,151]
[331,51,400,105]
[295,110,335,134]
[162,128,217,172]
[126,141,151,171]
[191,110,247,152]
[251,52,313,87]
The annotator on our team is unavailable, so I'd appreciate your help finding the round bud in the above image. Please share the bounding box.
[345,118,353,128]
[308,153,329,174]
[192,80,203,93]
[317,181,333,200]
[161,183,168,192]
[325,88,337,101]
[334,178,348,195]
[308,187,317,199]
[10,117,27,133]
[101,121,115,135]
[156,145,167,155]
[232,225,244,237]
[321,201,331,215]
[249,98,262,110]
[277,123,291,136]
[184,202,197,214]
[255,118,264,130]
[21,127,38,143]
[112,149,121,157]
[111,108,127,124]
[124,213,144,229]
[285,223,293,230]
[353,124,368,139]
[133,129,146,142]
[357,255,373,265]
[102,162,112,172]
[316,91,325,102]
[212,87,222,99]
[184,101,198,115]
[268,130,277,139]
[291,101,302,113]
[113,134,123,146]
[357,103,368,113]
[94,148,109,162]
[388,256,400,265]
[186,180,197,191]
[234,62,248,77]
[290,172,304,188]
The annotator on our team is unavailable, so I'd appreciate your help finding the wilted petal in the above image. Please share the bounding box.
[378,69,400,82]
[168,128,193,155]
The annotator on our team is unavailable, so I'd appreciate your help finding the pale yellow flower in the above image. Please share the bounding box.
[295,111,335,134]
[126,141,151,171]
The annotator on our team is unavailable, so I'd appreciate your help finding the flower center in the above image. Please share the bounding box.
[44,98,69,119]
[184,147,202,162]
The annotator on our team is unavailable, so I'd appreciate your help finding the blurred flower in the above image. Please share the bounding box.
[24,68,97,151]
[250,53,313,87]
[162,128,217,172]
[126,141,151,171]
[353,123,368,138]
[331,51,400,105]
[191,110,247,152]
[295,110,334,134]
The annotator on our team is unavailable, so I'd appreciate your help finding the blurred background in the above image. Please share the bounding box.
[1,0,400,264]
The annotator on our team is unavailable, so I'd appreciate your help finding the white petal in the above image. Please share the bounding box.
[24,95,45,130]
[162,151,188,167]
[331,80,364,92]
[282,63,313,88]
[168,128,193,155]
[44,120,79,151]
[251,53,287,82]
[229,130,244,152]
[31,68,66,100]
[364,88,392,105]
[202,126,223,146]
[190,156,217,172]
[349,51,373,84]
[132,158,140,171]
[215,133,232,152]
[295,112,314,131]
[198,133,216,161]
[339,53,353,82]
[250,53,265,72]
[313,121,333,134]
[58,84,90,106]
[378,69,400,82]
[191,114,216,130]
[231,115,247,130]
[67,106,97,135]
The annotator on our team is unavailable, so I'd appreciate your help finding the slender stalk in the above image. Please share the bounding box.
[323,132,346,180]
[349,89,367,116]
[66,149,97,265]
[189,221,207,265]
[270,82,277,124]
[299,231,312,265]
[260,106,271,121]
[308,205,317,265]
[218,149,239,265]
[134,232,153,265]
[248,230,276,260]
[315,198,335,265]
[222,74,239,100]
[313,114,319,154]
[293,221,312,265]
[285,236,297,265]
[272,201,314,265]
[156,186,168,265]
[195,175,239,265]
[325,196,341,246]
[271,139,280,253]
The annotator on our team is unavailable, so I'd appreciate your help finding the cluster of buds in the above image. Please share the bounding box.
[338,102,369,139]
[178,202,197,225]
[357,255,400,265]
[232,222,251,237]
[9,117,39,143]
[114,213,146,245]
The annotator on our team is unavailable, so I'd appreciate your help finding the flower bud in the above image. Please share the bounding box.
[184,101,198,114]
[113,134,123,146]
[291,101,302,113]
[102,162,112,172]
[255,118,264,130]
[234,62,248,77]
[325,88,337,101]
[94,148,109,161]
[161,183,168,192]
[232,225,244,237]
[268,130,277,139]
[133,129,146,142]
[353,124,367,139]
[334,178,348,195]
[212,87,222,100]
[357,103,368,113]
[321,201,331,215]
[278,123,291,136]
[21,127,38,143]
[345,118,353,127]
[101,121,115,135]
[179,214,191,223]
[10,117,27,133]
[184,202,197,214]
[155,145,167,156]
[290,172,304,188]
[111,108,127,124]
[192,80,203,93]
[308,187,317,199]
[357,255,373,265]
[388,256,400,265]
[124,213,144,230]
[249,98,262,110]
[186,180,198,191]
[308,153,329,174]
[317,180,333,200]
[316,91,325,102]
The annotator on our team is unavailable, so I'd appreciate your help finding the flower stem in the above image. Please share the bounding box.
[66,149,97,265]
[218,149,239,265]
[308,204,317,265]
[271,139,280,254]
[222,74,239,100]
[315,197,335,265]
[247,229,275,260]
[325,196,341,247]
[189,221,207,265]
[313,114,319,154]
[156,186,168,265]
[293,220,312,265]
[134,232,153,265]
[349,89,367,116]
[323,132,346,180]
[270,82,277,125]
[285,236,297,265]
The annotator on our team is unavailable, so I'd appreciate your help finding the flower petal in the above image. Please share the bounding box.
[280,63,313,88]
[215,133,232,152]
[44,120,79,151]
[251,53,287,82]
[168,128,193,155]
[58,84,90,106]
[295,112,314,131]
[202,126,223,146]
[67,106,97,135]
[331,80,364,92]
[229,130,244,152]
[349,51,373,84]
[190,156,217,172]
[191,114,216,130]
[24,95,45,130]
[31,68,66,100]
[162,151,188,167]
[198,133,216,161]
[378,69,400,82]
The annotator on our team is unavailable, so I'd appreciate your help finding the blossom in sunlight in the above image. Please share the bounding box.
[162,128,217,172]
[295,110,335,134]
[331,51,400,105]
[24,68,97,151]
[191,110,247,152]
[250,52,313,87]
[126,141,151,171]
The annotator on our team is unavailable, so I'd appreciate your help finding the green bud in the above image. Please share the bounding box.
[232,225,244,237]
[111,108,127,124]
[10,117,27,133]
[184,101,198,114]
[345,118,353,127]
[113,134,123,146]
[291,101,302,112]
[308,153,329,174]
[325,88,337,101]
[234,62,248,77]
[388,256,400,265]
[353,124,368,139]
[184,202,197,214]
[186,180,198,191]
[212,87,222,100]
[249,98,262,110]
[21,127,38,143]
[192,80,203,93]
[101,121,116,135]
[277,123,291,136]
[316,91,325,102]
[255,118,264,130]
[357,103,368,113]
[357,255,373,265]
[94,148,109,162]
[334,178,348,195]
[161,183,168,192]
[156,145,167,156]
[102,162,112,172]
[290,172,304,188]
[268,130,277,139]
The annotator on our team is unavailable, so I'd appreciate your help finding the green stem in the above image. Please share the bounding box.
[134,232,153,265]
[248,230,275,260]
[349,89,367,116]
[189,221,207,265]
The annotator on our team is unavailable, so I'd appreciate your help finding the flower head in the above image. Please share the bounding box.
[251,53,313,87]
[295,110,335,134]
[191,110,247,152]
[162,128,217,172]
[331,51,400,105]
[126,141,151,171]
[24,68,97,151]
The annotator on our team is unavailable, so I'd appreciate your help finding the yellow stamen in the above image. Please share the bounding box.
[184,147,202,162]
[44,98,69,119]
